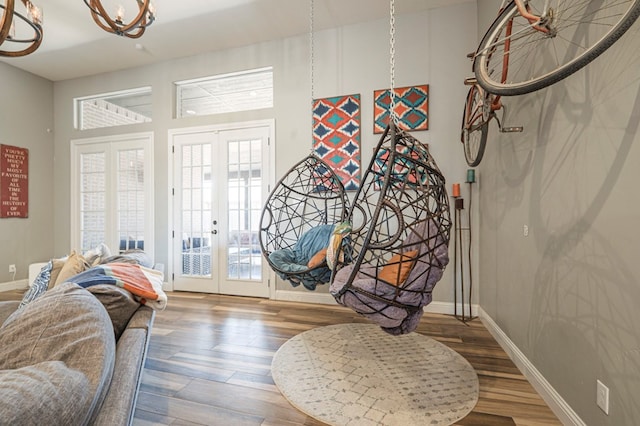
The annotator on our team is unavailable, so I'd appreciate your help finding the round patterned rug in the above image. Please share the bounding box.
[272,323,479,426]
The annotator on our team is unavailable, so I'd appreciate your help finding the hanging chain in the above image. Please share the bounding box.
[310,0,316,152]
[310,0,315,103]
[389,0,398,124]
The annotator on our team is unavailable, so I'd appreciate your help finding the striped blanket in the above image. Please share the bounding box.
[65,262,167,310]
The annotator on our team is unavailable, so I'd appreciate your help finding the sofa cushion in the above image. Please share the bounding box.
[0,361,91,425]
[0,282,116,425]
[86,284,141,340]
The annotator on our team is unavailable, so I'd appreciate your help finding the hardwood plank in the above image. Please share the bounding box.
[135,390,265,426]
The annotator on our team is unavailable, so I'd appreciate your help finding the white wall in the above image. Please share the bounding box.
[52,3,477,298]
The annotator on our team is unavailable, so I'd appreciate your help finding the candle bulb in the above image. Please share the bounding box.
[452,183,461,198]
[116,5,125,22]
[466,169,476,183]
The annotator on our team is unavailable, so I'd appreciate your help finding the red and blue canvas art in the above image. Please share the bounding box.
[313,94,361,191]
[373,85,429,134]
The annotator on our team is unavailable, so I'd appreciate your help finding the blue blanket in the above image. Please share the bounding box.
[269,224,335,290]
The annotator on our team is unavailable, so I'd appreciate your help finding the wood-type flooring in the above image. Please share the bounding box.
[0,289,561,425]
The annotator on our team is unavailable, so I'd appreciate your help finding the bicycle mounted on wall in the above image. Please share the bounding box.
[461,0,640,167]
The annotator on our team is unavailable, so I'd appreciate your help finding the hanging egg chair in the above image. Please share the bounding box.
[330,122,452,335]
[260,154,351,291]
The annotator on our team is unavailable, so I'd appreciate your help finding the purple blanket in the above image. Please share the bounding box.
[330,219,449,335]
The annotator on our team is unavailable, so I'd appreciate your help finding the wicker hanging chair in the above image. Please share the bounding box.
[330,123,452,335]
[260,154,351,290]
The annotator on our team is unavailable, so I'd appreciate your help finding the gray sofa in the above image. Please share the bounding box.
[0,282,155,425]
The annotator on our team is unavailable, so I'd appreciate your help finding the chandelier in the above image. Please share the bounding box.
[84,0,156,39]
[0,0,43,57]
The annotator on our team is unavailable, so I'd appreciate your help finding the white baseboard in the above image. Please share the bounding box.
[274,290,338,305]
[425,301,479,317]
[0,279,28,292]
[271,294,480,318]
[478,307,585,426]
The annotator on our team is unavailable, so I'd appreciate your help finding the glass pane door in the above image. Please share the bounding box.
[171,124,271,297]
[227,138,262,281]
[79,151,107,252]
[218,127,270,298]
[181,143,213,277]
[117,148,146,253]
[72,134,154,259]
[172,132,219,294]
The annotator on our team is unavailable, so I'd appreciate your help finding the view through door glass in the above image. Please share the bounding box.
[227,138,262,281]
[181,143,213,277]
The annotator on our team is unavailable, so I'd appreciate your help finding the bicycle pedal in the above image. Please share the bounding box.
[464,77,477,86]
[501,126,524,133]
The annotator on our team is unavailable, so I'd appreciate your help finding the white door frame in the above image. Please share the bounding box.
[167,119,275,298]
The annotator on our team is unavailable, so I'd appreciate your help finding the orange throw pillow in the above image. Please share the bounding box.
[379,250,419,286]
[307,248,328,268]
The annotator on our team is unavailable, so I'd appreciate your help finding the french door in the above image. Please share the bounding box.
[71,133,154,258]
[171,122,272,297]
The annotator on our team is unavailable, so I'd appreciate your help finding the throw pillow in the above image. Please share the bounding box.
[17,261,53,309]
[307,248,328,268]
[379,250,419,286]
[54,250,88,287]
[48,258,67,290]
[83,243,112,267]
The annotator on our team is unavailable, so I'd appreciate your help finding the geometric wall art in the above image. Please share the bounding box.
[373,85,429,134]
[313,94,361,191]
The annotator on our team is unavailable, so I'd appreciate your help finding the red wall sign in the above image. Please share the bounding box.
[0,144,29,218]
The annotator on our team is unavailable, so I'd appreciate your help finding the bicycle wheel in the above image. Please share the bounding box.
[475,0,640,96]
[461,84,490,167]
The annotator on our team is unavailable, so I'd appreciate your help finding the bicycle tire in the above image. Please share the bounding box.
[461,85,490,167]
[475,0,640,96]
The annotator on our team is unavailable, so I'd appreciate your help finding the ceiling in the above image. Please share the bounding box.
[0,0,471,82]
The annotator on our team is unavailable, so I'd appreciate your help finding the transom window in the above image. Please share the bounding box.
[74,87,152,131]
[175,67,273,118]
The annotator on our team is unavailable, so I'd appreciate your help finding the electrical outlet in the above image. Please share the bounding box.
[8,264,16,274]
[523,225,529,236]
[597,379,610,415]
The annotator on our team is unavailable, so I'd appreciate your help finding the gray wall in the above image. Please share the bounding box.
[52,2,477,299]
[0,63,54,282]
[476,1,640,424]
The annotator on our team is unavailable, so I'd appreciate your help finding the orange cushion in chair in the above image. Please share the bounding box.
[307,248,328,268]
[379,250,419,286]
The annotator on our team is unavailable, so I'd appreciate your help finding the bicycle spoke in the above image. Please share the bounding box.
[474,0,640,95]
